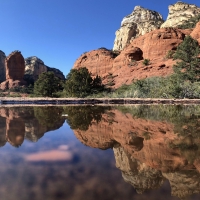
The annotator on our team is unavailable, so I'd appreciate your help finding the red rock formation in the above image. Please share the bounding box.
[73,48,115,77]
[0,51,27,90]
[190,21,200,44]
[73,26,200,88]
[130,28,186,60]
[73,28,194,88]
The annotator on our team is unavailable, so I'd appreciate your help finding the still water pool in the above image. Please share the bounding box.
[0,105,200,200]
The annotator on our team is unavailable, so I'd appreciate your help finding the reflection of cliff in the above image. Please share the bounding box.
[71,105,200,199]
[114,146,164,194]
[0,107,65,147]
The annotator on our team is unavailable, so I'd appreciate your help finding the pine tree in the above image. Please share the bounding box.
[34,71,62,97]
[64,67,105,97]
[173,36,200,82]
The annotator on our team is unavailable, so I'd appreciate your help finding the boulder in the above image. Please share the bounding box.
[113,6,164,51]
[161,1,200,28]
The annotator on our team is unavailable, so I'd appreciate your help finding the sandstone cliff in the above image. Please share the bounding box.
[0,50,6,83]
[74,14,200,88]
[161,1,200,28]
[74,28,188,88]
[24,56,65,83]
[0,51,27,90]
[113,6,164,51]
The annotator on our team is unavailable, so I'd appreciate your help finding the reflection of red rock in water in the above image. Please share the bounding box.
[6,118,25,147]
[73,108,200,199]
[0,107,65,147]
[114,146,164,194]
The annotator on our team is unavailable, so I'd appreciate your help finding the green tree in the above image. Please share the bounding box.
[91,75,105,94]
[34,71,62,97]
[64,67,104,97]
[173,36,200,82]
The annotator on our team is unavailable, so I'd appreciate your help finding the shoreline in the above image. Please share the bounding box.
[0,97,200,105]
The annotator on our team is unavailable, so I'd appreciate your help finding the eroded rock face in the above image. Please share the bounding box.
[74,28,190,88]
[0,50,6,83]
[6,51,25,80]
[130,27,186,60]
[24,56,65,83]
[25,56,47,82]
[113,6,164,51]
[0,51,27,90]
[73,48,116,80]
[190,21,200,43]
[161,1,200,28]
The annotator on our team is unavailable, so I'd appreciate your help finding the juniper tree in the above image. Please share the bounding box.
[173,36,200,82]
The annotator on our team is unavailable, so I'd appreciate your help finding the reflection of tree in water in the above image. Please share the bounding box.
[34,106,64,130]
[117,104,199,121]
[64,106,111,131]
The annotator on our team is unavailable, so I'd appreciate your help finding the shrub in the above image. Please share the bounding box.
[142,59,150,66]
[165,50,175,59]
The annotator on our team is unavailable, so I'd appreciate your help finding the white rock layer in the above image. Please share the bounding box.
[113,6,164,51]
[161,1,200,28]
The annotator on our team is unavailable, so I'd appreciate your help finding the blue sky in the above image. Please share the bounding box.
[1,0,200,76]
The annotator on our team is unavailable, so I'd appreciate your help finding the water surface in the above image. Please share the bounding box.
[0,105,200,200]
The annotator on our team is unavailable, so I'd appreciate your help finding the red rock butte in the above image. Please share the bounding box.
[73,24,200,88]
[0,51,27,90]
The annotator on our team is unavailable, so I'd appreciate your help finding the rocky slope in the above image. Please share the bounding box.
[113,6,164,51]
[24,56,65,83]
[161,1,200,28]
